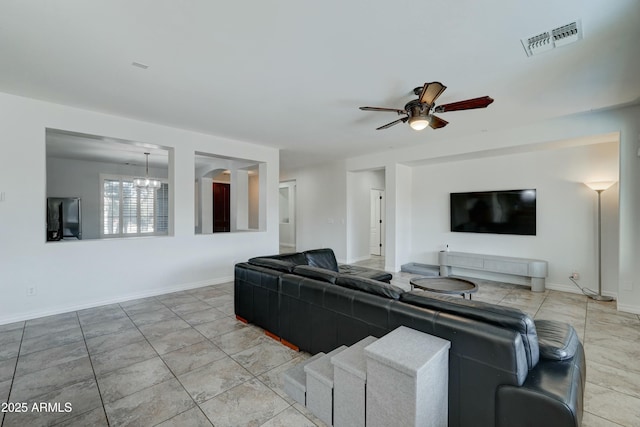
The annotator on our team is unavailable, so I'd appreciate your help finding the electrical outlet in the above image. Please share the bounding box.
[26,286,37,296]
[570,272,579,280]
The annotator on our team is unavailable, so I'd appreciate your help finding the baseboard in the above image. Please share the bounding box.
[0,276,234,326]
[544,282,587,295]
[386,264,400,273]
[616,303,640,315]
[545,282,620,300]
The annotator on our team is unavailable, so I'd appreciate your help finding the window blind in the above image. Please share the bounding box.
[102,176,168,237]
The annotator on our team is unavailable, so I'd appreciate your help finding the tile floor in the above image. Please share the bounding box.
[0,257,638,426]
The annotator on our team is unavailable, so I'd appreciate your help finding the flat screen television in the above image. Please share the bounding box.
[450,189,536,235]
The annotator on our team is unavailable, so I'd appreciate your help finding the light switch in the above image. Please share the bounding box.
[0,192,4,201]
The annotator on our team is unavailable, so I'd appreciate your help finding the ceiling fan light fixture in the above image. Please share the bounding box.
[359,82,493,131]
[409,115,431,131]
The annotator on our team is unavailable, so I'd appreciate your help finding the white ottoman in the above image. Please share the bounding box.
[283,352,327,405]
[364,326,451,427]
[304,345,347,426]
[331,336,378,427]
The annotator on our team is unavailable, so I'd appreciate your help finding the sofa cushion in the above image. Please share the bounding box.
[248,257,296,273]
[338,265,393,283]
[304,248,340,272]
[336,276,404,300]
[534,319,579,361]
[401,291,539,369]
[293,265,340,284]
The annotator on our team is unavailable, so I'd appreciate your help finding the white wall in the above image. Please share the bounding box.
[280,161,347,261]
[409,141,619,293]
[231,169,249,230]
[387,163,413,272]
[0,92,279,324]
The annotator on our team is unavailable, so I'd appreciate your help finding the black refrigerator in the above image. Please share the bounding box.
[47,197,82,241]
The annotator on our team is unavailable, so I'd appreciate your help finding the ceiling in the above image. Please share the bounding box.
[46,129,169,168]
[46,129,260,171]
[2,1,639,170]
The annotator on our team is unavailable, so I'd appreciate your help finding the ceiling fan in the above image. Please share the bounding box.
[359,82,494,131]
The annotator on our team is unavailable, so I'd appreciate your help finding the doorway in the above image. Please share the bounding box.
[370,189,385,256]
[279,181,296,253]
[213,182,230,232]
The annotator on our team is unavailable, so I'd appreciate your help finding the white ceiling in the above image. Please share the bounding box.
[46,129,169,168]
[2,1,639,170]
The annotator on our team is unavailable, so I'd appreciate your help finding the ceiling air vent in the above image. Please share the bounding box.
[521,20,582,57]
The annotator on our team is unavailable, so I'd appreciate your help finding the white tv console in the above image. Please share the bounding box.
[438,251,548,292]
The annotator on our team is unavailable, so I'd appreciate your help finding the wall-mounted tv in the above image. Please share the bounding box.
[450,189,536,235]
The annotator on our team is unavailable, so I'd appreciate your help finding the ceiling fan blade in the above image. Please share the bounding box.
[434,96,494,113]
[376,117,408,130]
[360,106,406,114]
[419,82,447,105]
[429,115,449,129]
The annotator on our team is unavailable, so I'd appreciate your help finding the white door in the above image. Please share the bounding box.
[370,189,385,256]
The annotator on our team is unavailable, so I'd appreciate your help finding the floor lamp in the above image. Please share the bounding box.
[584,181,616,301]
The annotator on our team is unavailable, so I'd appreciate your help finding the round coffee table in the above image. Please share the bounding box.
[409,277,478,300]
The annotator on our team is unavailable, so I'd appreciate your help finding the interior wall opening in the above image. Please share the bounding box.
[45,128,172,242]
[347,168,386,264]
[194,152,265,235]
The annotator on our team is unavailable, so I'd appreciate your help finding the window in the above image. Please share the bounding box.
[102,175,169,237]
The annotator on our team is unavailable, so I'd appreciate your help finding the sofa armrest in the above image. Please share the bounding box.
[496,342,585,427]
[534,319,579,361]
[234,263,283,335]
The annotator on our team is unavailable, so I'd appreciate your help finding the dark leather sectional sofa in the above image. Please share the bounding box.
[234,248,585,427]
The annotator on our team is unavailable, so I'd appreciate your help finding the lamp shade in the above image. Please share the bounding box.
[585,181,616,192]
[409,116,430,131]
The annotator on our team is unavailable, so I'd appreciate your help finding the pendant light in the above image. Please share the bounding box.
[133,152,161,189]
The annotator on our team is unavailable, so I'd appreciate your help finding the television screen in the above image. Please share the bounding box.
[450,189,536,235]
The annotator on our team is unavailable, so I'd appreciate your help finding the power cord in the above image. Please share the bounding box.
[568,276,599,298]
